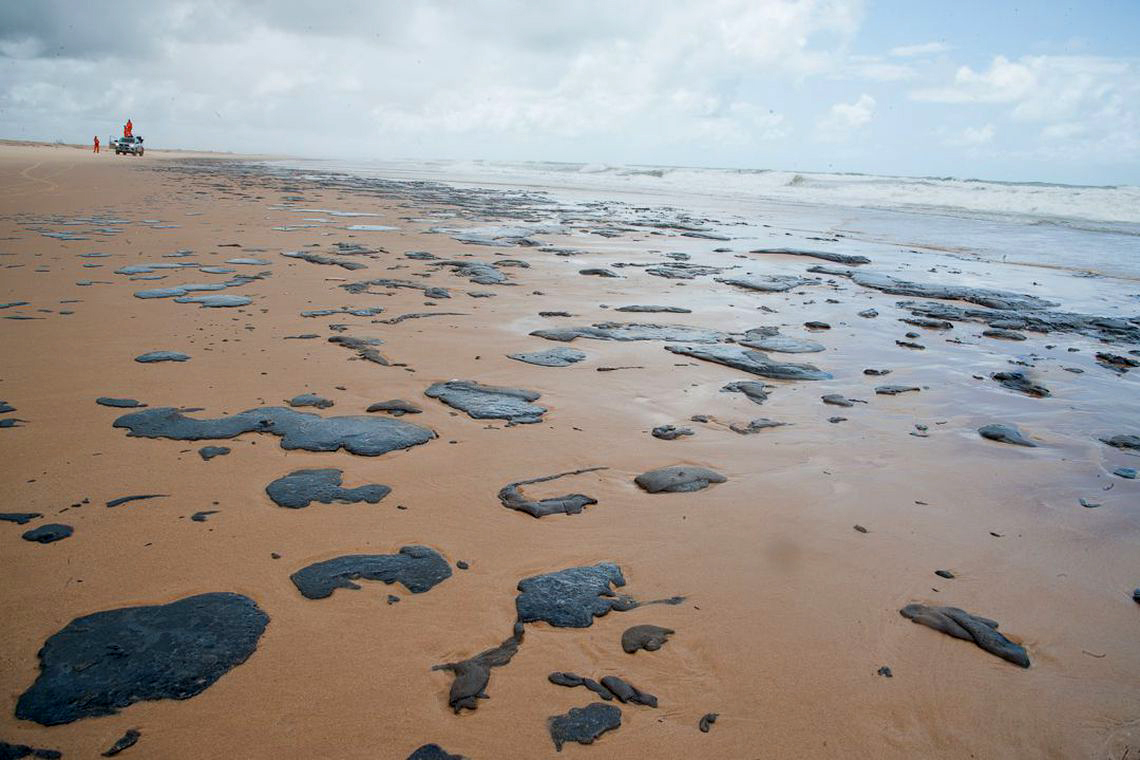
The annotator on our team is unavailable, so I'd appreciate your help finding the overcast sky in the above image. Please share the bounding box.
[2,0,1137,185]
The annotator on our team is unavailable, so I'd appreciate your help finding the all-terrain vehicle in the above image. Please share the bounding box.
[114,136,144,156]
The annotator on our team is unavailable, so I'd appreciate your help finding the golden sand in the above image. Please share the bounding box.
[1,144,1137,759]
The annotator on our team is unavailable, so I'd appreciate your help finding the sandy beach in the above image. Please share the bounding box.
[1,142,1138,759]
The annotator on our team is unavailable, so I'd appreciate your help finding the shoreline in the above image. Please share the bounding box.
[0,138,284,162]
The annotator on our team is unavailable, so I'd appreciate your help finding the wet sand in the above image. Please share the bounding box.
[1,143,1138,759]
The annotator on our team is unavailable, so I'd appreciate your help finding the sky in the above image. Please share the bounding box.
[1,0,1138,185]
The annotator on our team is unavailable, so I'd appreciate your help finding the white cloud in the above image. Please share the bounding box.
[912,55,1035,104]
[889,41,951,58]
[911,54,1140,165]
[818,93,875,140]
[834,94,876,127]
[858,62,915,81]
[843,55,914,81]
[0,0,865,159]
[945,123,995,146]
[1041,122,1085,140]
[911,54,1136,121]
[363,0,856,149]
[2,1,1138,181]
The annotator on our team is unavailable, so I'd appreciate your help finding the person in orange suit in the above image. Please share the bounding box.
[93,136,100,153]
[124,119,133,137]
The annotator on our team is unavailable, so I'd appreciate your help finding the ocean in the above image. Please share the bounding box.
[272,158,1140,283]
